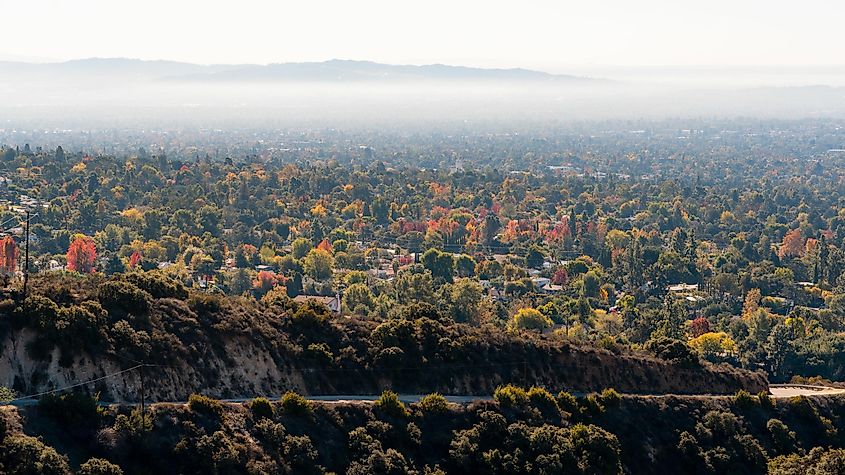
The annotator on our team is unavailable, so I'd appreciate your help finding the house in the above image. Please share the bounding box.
[667,283,698,293]
[541,283,563,293]
[531,277,551,290]
[293,294,342,315]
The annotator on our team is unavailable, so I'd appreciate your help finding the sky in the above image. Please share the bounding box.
[3,0,844,72]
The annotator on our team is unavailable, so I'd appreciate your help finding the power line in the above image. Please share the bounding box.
[8,365,143,403]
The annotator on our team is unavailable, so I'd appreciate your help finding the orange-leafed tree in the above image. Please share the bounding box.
[778,229,805,259]
[0,236,18,276]
[316,238,333,254]
[67,235,97,273]
[253,270,280,295]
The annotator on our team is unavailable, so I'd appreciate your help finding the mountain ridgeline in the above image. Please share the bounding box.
[0,58,593,84]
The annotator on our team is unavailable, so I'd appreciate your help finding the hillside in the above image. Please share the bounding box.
[1,389,843,474]
[0,272,765,402]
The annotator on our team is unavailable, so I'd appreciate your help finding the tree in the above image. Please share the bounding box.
[422,248,454,283]
[539,299,573,335]
[67,235,97,273]
[78,458,124,475]
[450,279,484,323]
[128,250,142,269]
[453,254,476,277]
[316,238,333,253]
[778,229,805,259]
[343,283,374,314]
[526,245,545,269]
[394,269,435,305]
[551,267,569,285]
[689,332,736,360]
[653,298,687,340]
[291,237,312,260]
[581,271,601,298]
[689,316,711,338]
[253,270,280,296]
[0,235,18,279]
[303,249,334,281]
[743,289,761,318]
[511,307,552,332]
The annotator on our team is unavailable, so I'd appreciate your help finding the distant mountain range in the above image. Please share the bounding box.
[0,58,594,83]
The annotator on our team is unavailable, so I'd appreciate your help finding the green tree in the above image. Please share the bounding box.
[303,249,334,281]
[511,307,552,332]
[422,248,454,283]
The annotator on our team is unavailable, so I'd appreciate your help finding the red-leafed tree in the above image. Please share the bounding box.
[128,250,142,268]
[0,236,18,276]
[67,236,97,273]
[689,316,711,338]
[551,267,569,286]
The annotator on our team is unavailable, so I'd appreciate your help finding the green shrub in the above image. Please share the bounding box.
[733,390,757,409]
[493,384,528,408]
[527,386,558,412]
[121,272,188,299]
[557,391,580,415]
[0,434,71,475]
[0,386,15,403]
[645,337,698,366]
[188,394,224,418]
[599,388,622,408]
[305,343,334,365]
[187,293,224,314]
[249,397,274,420]
[374,390,408,417]
[38,391,102,429]
[580,394,605,415]
[757,391,775,410]
[769,447,845,474]
[97,281,152,316]
[767,418,796,454]
[78,458,124,475]
[279,391,313,416]
[113,408,152,440]
[282,434,322,473]
[417,393,449,414]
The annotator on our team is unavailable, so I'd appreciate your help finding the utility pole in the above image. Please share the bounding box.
[139,364,146,418]
[23,210,30,298]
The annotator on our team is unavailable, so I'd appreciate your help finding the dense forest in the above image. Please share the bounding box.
[2,125,845,385]
[2,121,845,473]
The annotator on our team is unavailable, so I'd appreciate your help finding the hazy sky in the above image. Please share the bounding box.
[3,0,844,71]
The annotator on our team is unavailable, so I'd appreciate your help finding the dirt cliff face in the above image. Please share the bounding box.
[0,274,767,402]
[0,328,766,402]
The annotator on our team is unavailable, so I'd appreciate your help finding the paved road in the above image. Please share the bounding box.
[769,385,845,398]
[5,386,844,407]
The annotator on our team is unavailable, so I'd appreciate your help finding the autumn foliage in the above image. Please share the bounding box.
[253,270,282,294]
[128,250,142,268]
[778,229,805,259]
[316,239,333,253]
[67,236,97,273]
[0,236,18,276]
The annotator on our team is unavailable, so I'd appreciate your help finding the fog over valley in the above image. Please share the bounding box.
[2,59,844,130]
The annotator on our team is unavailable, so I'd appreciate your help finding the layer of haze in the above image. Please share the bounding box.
[1,1,844,128]
[4,0,844,70]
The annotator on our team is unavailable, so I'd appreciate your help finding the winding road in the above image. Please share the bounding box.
[6,385,845,407]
